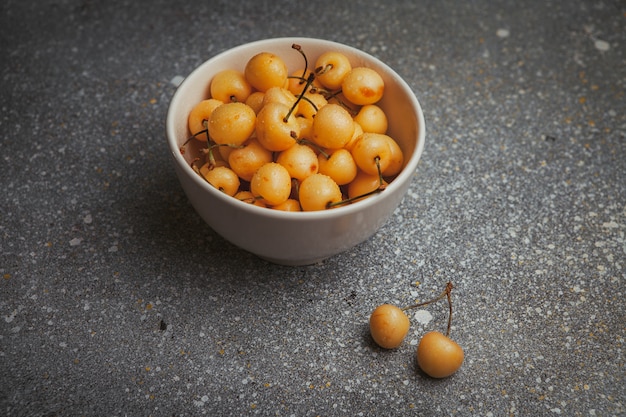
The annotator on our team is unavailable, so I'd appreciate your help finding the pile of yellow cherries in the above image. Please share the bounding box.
[183,44,404,211]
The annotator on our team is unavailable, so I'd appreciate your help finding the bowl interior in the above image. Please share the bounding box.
[167,37,425,219]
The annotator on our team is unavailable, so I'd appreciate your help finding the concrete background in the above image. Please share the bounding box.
[1,0,624,415]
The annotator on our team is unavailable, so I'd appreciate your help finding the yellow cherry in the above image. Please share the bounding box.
[354,104,388,134]
[312,103,354,150]
[416,331,464,378]
[255,102,300,152]
[276,143,319,182]
[188,98,223,141]
[228,138,273,182]
[314,51,352,90]
[369,304,410,349]
[250,162,292,206]
[341,67,384,105]
[207,102,256,146]
[350,132,392,176]
[298,173,342,211]
[317,149,357,186]
[210,69,252,103]
[202,166,240,197]
[244,52,288,92]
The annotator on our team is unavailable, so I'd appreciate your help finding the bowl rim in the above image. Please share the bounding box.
[166,37,426,222]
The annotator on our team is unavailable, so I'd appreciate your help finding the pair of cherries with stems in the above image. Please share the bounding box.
[369,282,464,378]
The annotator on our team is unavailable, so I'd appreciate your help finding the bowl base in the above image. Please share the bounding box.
[257,254,330,266]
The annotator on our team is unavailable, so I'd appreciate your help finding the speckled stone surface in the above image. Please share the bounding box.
[1,1,625,416]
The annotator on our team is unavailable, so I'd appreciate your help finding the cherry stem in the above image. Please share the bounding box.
[315,63,332,76]
[283,72,316,123]
[446,284,453,337]
[190,157,202,173]
[327,183,387,208]
[402,281,455,337]
[300,95,319,111]
[327,157,387,208]
[180,128,209,152]
[330,92,357,116]
[375,156,384,186]
[238,195,263,204]
[206,146,217,167]
[292,43,307,72]
[297,138,329,159]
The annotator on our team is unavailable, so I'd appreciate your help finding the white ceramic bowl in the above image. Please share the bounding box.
[165,37,425,265]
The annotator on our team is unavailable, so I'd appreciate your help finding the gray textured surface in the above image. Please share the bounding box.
[1,0,625,416]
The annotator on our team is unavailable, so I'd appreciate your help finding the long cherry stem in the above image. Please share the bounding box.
[327,157,387,208]
[402,281,455,337]
[446,284,453,337]
[283,72,316,122]
[292,43,308,72]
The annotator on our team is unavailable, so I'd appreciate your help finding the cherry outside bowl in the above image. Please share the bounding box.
[165,37,425,265]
